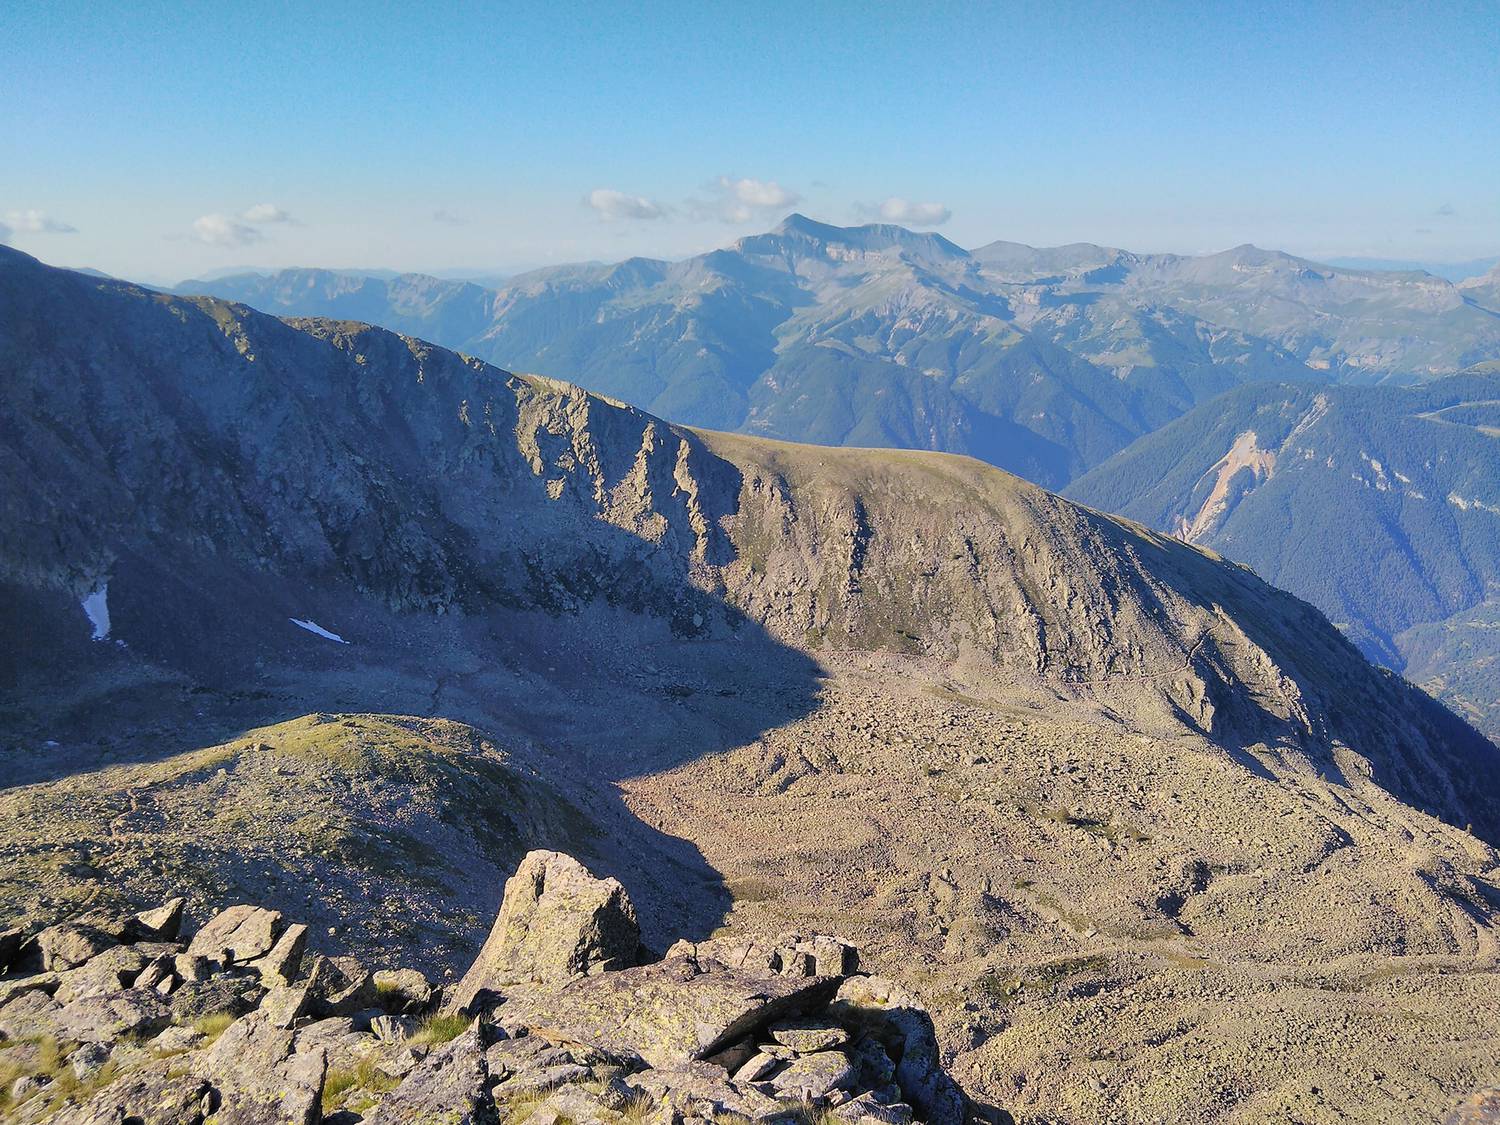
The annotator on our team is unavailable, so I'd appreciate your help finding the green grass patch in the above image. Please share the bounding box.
[411,1012,470,1046]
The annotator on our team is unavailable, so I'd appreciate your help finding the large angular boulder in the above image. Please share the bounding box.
[365,1025,498,1125]
[29,921,119,971]
[186,905,283,964]
[829,976,967,1125]
[450,851,640,1011]
[504,954,842,1069]
[193,1009,327,1124]
[133,898,187,942]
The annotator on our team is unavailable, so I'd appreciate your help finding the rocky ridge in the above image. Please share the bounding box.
[0,850,967,1125]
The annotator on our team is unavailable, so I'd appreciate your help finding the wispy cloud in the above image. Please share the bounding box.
[241,202,295,224]
[586,188,666,221]
[693,176,802,224]
[865,198,952,226]
[0,219,11,244]
[1435,203,1457,217]
[433,207,468,226]
[191,214,263,247]
[5,209,78,234]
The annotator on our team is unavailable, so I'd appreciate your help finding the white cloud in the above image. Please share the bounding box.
[433,207,468,226]
[874,198,952,226]
[586,188,666,221]
[700,176,802,224]
[5,209,78,234]
[191,213,264,247]
[241,202,294,224]
[0,220,10,244]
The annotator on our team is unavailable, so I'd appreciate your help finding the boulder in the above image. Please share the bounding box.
[260,983,314,1030]
[193,1009,328,1125]
[732,1050,782,1083]
[69,1041,113,1081]
[55,988,172,1042]
[54,945,150,1003]
[31,922,118,971]
[307,954,377,1017]
[133,898,186,942]
[496,1062,592,1097]
[175,953,218,982]
[833,1093,916,1125]
[0,972,59,1009]
[186,905,283,963]
[450,850,640,1011]
[168,972,265,1023]
[151,1025,208,1054]
[46,1060,211,1125]
[829,976,967,1125]
[0,988,62,1040]
[134,958,174,994]
[504,954,842,1068]
[769,1049,858,1101]
[256,923,307,988]
[364,1025,498,1125]
[626,1060,786,1121]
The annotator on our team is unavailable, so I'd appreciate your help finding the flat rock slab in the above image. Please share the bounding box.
[768,1016,849,1053]
[508,955,841,1069]
[55,988,171,1042]
[48,1060,211,1125]
[187,905,283,963]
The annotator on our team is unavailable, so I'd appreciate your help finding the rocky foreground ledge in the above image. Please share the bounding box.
[0,851,976,1125]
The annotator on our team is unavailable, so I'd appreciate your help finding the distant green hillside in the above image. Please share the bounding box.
[1067,372,1500,737]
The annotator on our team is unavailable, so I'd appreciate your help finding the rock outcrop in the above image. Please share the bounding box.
[449,850,641,1010]
[0,852,971,1124]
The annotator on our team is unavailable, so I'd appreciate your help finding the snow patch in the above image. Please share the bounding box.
[290,618,349,644]
[81,585,110,641]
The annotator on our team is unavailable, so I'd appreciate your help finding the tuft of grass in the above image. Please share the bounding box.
[322,1068,360,1114]
[411,1012,469,1046]
[616,1093,656,1125]
[322,1054,399,1113]
[500,1086,559,1124]
[191,1011,238,1043]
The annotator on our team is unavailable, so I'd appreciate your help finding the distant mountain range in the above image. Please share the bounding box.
[178,216,1500,489]
[1068,371,1500,738]
[171,221,1500,738]
[1323,255,1500,282]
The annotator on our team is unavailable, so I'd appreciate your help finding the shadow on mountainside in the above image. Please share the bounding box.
[1074,506,1500,845]
[0,529,825,949]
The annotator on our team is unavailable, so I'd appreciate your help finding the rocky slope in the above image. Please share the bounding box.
[8,246,1500,1123]
[1066,373,1500,739]
[0,849,965,1125]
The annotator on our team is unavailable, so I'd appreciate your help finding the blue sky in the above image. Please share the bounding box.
[4,0,1498,281]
